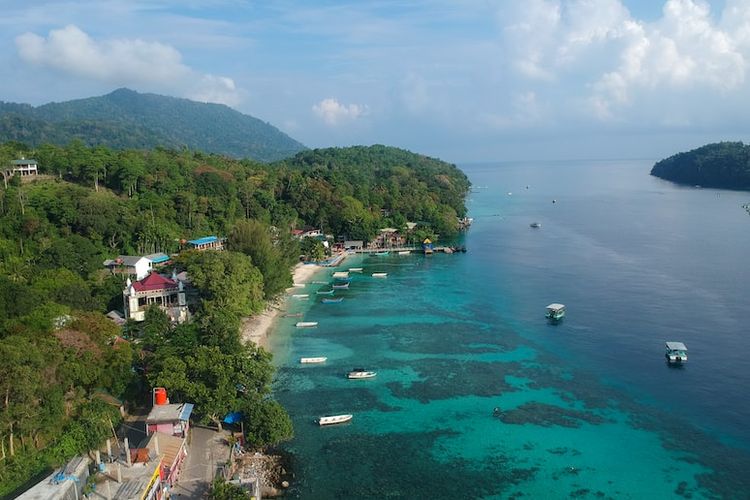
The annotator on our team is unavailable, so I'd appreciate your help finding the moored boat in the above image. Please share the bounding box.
[372,251,389,256]
[295,321,319,328]
[545,303,566,321]
[318,414,353,426]
[332,271,350,279]
[300,357,327,364]
[349,267,363,272]
[292,294,309,299]
[322,297,344,304]
[398,250,410,255]
[316,289,335,295]
[332,282,350,289]
[347,368,376,379]
[372,272,388,278]
[292,283,306,287]
[665,342,688,364]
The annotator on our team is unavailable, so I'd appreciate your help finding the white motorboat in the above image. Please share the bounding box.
[398,250,410,255]
[349,268,363,272]
[347,368,377,379]
[292,283,306,288]
[318,414,353,426]
[665,342,688,364]
[292,294,309,299]
[332,271,350,279]
[372,272,388,278]
[295,321,318,328]
[300,357,327,364]
[545,303,566,321]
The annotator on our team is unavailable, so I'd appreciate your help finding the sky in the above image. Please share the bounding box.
[1,0,749,163]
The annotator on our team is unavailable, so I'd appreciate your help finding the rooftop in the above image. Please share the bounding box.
[146,402,194,423]
[11,158,38,166]
[666,341,687,351]
[144,252,170,264]
[188,236,219,246]
[132,273,177,292]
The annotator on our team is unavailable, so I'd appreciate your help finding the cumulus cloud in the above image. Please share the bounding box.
[15,25,239,106]
[500,0,750,122]
[312,98,368,125]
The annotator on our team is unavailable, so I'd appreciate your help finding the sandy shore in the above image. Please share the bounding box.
[240,262,329,351]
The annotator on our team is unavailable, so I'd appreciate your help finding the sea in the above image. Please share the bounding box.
[269,159,750,499]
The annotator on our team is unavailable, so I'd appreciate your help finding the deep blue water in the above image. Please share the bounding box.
[271,160,750,499]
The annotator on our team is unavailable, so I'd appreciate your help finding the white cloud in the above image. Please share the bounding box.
[15,24,240,106]
[312,98,368,125]
[187,75,240,107]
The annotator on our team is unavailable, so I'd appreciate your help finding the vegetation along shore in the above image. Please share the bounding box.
[0,139,469,498]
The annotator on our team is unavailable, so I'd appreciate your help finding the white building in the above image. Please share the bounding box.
[11,158,38,176]
[123,272,190,323]
[103,256,153,280]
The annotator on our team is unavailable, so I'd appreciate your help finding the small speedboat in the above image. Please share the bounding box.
[292,283,306,288]
[347,368,376,379]
[322,297,344,304]
[332,271,350,279]
[372,272,388,278]
[349,268,363,272]
[398,250,410,255]
[332,282,350,289]
[530,222,541,228]
[292,294,309,299]
[296,321,318,328]
[318,414,352,426]
[316,289,335,295]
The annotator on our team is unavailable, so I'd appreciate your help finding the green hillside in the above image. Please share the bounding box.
[650,142,750,190]
[0,88,307,162]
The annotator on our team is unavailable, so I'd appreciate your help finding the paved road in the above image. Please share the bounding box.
[171,426,230,499]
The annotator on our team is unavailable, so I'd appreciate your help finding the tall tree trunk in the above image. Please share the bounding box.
[9,424,14,457]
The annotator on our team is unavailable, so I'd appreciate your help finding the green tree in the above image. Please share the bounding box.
[227,219,291,298]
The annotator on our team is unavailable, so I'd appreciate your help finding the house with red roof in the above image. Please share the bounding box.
[123,271,191,323]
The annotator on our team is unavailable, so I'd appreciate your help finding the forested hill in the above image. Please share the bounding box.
[650,142,750,189]
[0,88,307,162]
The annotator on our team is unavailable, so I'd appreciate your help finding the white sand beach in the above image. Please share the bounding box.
[240,262,330,351]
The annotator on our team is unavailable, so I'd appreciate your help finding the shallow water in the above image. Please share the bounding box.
[270,160,750,499]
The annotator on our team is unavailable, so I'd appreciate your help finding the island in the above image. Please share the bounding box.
[650,141,750,190]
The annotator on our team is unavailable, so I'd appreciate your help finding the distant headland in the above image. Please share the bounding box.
[650,141,750,190]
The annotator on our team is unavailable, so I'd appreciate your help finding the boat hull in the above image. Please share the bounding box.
[347,371,376,379]
[318,414,353,425]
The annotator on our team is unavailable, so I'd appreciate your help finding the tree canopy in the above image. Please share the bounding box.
[651,141,750,190]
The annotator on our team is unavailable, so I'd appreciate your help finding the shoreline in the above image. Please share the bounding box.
[240,261,332,352]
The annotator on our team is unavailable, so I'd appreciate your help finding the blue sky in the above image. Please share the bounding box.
[1,0,747,163]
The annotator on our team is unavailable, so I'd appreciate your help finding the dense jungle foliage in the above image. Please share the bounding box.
[0,139,470,496]
[650,141,750,189]
[0,88,307,162]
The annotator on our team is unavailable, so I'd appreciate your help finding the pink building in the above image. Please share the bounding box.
[145,397,193,439]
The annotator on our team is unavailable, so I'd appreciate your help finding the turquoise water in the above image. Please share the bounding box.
[271,160,750,499]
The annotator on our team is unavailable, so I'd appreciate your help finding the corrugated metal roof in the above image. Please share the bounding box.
[144,252,170,264]
[188,236,218,246]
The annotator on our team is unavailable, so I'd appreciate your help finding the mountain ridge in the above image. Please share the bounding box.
[0,88,306,162]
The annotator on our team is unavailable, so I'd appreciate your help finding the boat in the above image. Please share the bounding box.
[283,313,303,318]
[292,294,309,299]
[295,321,318,328]
[372,272,388,278]
[347,368,376,379]
[318,414,353,426]
[372,251,390,256]
[292,283,306,288]
[665,342,688,364]
[300,357,327,364]
[398,250,410,255]
[332,282,350,289]
[322,297,344,304]
[349,268,363,272]
[312,280,329,284]
[316,289,335,295]
[545,303,566,321]
[530,222,541,228]
[332,271,349,279]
